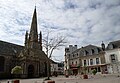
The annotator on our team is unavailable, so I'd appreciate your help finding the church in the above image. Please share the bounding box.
[0,7,49,78]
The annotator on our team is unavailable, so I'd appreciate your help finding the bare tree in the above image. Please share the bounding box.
[43,31,67,59]
[43,30,67,80]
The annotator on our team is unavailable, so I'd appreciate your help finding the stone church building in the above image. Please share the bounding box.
[0,7,49,78]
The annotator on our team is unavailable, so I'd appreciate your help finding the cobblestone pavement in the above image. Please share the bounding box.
[1,74,120,83]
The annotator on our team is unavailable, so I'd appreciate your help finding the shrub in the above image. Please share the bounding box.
[11,66,23,78]
[92,69,97,75]
[11,66,23,75]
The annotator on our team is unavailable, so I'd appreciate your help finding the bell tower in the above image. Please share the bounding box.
[20,7,48,78]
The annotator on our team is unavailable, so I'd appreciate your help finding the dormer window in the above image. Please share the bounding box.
[97,48,101,53]
[109,44,115,49]
[84,50,89,55]
[92,49,95,54]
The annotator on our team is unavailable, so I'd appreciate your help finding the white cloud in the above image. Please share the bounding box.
[0,0,120,62]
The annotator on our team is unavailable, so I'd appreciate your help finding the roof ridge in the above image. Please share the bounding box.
[0,40,24,47]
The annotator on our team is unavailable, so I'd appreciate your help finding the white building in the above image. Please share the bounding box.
[50,60,58,76]
[64,40,120,75]
[64,45,77,75]
[64,44,106,75]
[105,40,120,74]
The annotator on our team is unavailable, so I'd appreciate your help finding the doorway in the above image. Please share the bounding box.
[28,65,34,78]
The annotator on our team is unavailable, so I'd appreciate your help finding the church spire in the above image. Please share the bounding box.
[39,31,42,50]
[29,7,38,42]
[29,7,38,49]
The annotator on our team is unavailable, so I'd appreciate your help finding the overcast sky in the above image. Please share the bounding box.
[0,0,120,62]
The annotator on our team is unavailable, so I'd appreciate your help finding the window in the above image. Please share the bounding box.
[73,54,74,57]
[68,54,70,57]
[90,59,93,65]
[71,62,73,65]
[76,61,77,64]
[77,53,78,56]
[84,60,86,66]
[110,54,116,63]
[88,59,89,66]
[97,48,101,53]
[96,58,99,64]
[65,48,69,52]
[0,56,5,72]
[84,50,89,55]
[98,67,101,72]
[92,49,95,54]
[109,44,115,49]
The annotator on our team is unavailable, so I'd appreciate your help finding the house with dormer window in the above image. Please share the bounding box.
[65,44,106,75]
[105,40,120,74]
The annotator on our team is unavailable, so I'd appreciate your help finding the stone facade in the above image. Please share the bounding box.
[0,7,49,79]
[105,40,120,74]
[64,44,106,75]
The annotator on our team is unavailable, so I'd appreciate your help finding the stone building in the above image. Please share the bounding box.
[50,60,58,76]
[0,7,49,78]
[64,44,106,75]
[79,45,106,74]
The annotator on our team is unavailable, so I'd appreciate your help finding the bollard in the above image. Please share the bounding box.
[47,80,55,83]
[13,80,19,83]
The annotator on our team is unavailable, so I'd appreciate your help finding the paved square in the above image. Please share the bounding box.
[1,74,120,83]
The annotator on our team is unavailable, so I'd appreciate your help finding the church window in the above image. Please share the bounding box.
[0,56,5,72]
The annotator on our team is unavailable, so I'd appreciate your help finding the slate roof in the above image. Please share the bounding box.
[106,40,120,50]
[71,44,102,56]
[0,40,24,56]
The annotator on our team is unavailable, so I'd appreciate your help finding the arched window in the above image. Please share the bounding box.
[0,56,5,72]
